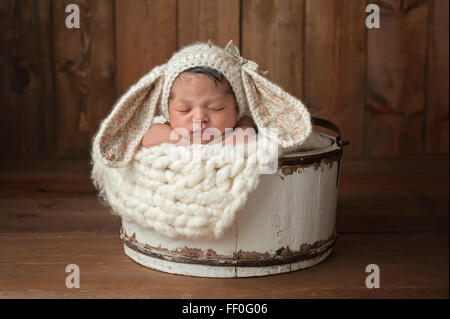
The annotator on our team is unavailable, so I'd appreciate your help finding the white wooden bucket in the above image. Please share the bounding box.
[120,118,348,277]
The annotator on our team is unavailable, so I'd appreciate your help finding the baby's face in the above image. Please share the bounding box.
[168,73,238,143]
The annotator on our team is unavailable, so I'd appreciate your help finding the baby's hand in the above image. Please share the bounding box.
[141,124,184,147]
[222,116,257,145]
[142,116,258,147]
[235,116,256,130]
[222,128,257,145]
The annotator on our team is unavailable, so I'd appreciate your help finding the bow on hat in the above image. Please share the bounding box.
[223,40,268,76]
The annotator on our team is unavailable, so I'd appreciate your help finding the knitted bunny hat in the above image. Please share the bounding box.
[93,40,312,168]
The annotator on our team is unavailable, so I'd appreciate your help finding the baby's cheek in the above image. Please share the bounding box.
[218,114,237,131]
[168,115,185,130]
[226,118,238,131]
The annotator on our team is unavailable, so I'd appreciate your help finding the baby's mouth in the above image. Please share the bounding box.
[192,128,207,135]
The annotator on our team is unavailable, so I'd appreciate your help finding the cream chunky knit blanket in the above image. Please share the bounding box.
[91,137,278,239]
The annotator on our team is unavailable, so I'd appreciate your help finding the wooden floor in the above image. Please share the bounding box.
[0,156,448,299]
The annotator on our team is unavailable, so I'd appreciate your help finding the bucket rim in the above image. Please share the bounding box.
[279,117,347,166]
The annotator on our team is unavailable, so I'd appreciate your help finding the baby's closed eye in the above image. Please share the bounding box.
[174,106,225,112]
[208,106,224,111]
[174,105,191,112]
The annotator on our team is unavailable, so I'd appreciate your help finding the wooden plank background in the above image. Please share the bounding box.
[0,0,448,160]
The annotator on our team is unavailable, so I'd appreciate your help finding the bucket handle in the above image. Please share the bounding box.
[311,117,349,149]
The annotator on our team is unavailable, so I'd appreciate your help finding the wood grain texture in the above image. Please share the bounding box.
[426,0,449,153]
[115,0,176,95]
[305,0,366,159]
[0,233,447,298]
[1,1,447,161]
[366,0,429,158]
[177,0,240,48]
[0,174,96,199]
[0,198,120,234]
[241,0,304,97]
[338,157,449,233]
[0,0,55,159]
[52,0,116,158]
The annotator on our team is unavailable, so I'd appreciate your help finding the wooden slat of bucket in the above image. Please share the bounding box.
[236,163,338,256]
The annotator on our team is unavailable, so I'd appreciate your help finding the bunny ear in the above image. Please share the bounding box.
[93,65,165,167]
[242,69,312,148]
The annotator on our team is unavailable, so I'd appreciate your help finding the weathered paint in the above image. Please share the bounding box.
[120,132,343,277]
[120,226,336,267]
[123,245,333,278]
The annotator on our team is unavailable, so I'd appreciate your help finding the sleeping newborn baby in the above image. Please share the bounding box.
[93,40,312,169]
[141,66,256,147]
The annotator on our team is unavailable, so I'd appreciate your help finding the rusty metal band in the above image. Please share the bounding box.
[279,148,343,167]
[120,228,337,267]
[279,147,343,187]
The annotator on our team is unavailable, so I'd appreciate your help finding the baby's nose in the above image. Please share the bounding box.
[192,109,208,122]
